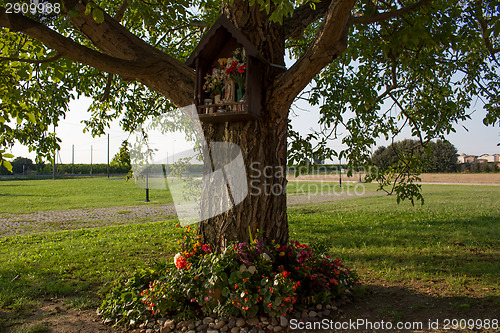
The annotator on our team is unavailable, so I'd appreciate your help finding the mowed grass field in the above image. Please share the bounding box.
[0,177,499,331]
[0,176,174,214]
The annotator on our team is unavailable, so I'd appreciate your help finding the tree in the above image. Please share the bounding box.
[110,140,131,168]
[11,156,35,174]
[372,139,458,173]
[1,0,499,249]
[426,140,458,173]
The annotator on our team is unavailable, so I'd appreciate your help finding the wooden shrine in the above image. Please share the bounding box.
[186,16,265,123]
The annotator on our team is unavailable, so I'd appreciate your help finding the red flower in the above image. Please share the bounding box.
[238,64,246,73]
[226,61,238,74]
[202,244,211,254]
[174,254,188,269]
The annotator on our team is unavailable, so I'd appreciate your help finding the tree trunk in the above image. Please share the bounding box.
[198,2,290,251]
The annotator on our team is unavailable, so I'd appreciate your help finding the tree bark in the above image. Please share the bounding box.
[198,1,290,250]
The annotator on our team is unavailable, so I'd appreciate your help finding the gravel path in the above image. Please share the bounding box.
[0,204,177,238]
[0,191,376,238]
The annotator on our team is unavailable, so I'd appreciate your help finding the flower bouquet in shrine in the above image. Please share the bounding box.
[226,48,247,102]
[203,68,224,100]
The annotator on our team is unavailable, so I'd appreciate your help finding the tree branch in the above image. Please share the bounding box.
[474,0,500,57]
[62,0,152,61]
[283,0,333,39]
[98,1,127,103]
[0,8,148,77]
[0,6,195,106]
[114,0,128,22]
[272,0,355,111]
[350,0,432,25]
[0,52,63,64]
[100,73,114,102]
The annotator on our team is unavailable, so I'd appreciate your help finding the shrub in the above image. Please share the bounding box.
[140,225,360,319]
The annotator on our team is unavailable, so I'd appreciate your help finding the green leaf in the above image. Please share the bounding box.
[2,160,12,172]
[3,153,14,158]
[92,9,105,24]
[26,113,36,124]
[85,3,92,16]
[221,287,229,297]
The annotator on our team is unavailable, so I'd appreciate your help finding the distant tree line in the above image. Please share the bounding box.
[0,157,132,176]
[0,156,205,176]
[372,139,459,173]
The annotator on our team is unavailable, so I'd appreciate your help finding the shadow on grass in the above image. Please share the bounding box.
[0,267,93,308]
[289,211,499,294]
[327,284,500,332]
[289,211,498,249]
[0,193,37,197]
[291,284,499,332]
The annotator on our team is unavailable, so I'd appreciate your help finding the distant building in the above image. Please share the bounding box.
[458,153,500,172]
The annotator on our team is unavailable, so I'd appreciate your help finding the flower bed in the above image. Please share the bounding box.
[98,225,362,330]
[143,225,360,319]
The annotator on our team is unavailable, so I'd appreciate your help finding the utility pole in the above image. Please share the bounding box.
[90,145,93,175]
[72,144,74,175]
[339,158,342,188]
[52,124,56,180]
[107,133,110,178]
[171,140,175,183]
[145,167,150,202]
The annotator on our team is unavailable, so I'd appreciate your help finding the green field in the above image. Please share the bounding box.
[0,177,174,214]
[0,177,499,331]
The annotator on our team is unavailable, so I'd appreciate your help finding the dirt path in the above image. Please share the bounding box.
[290,173,500,185]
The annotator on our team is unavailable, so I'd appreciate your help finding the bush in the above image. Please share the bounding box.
[97,265,167,328]
[99,226,361,328]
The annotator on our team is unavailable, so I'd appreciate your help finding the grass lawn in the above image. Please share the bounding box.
[289,184,499,293]
[0,177,173,214]
[0,178,498,331]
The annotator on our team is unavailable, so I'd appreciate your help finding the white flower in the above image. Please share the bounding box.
[240,292,245,298]
[247,266,257,274]
[174,253,181,265]
[274,279,279,286]
[262,253,271,261]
